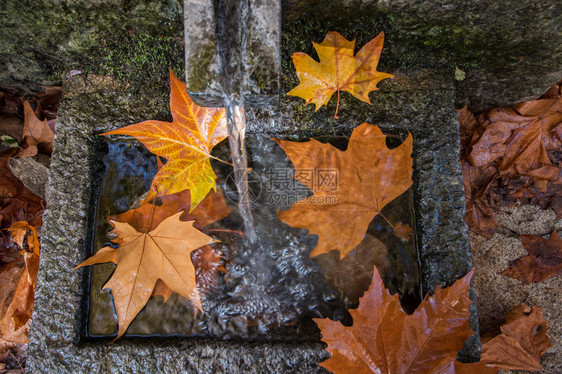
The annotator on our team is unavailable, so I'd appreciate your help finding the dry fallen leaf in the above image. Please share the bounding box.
[480,303,551,371]
[16,101,54,157]
[501,230,562,284]
[314,266,474,373]
[276,123,413,258]
[75,212,219,338]
[288,31,394,118]
[102,70,227,210]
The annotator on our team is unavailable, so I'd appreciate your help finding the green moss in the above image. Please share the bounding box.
[187,41,217,92]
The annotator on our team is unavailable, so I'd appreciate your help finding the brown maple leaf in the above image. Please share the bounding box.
[288,31,394,118]
[314,266,474,373]
[275,123,413,258]
[75,212,219,338]
[108,189,230,301]
[501,230,562,283]
[102,70,227,210]
[480,303,551,371]
[459,81,562,237]
[16,100,54,157]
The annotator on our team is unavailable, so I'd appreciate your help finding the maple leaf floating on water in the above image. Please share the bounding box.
[102,70,227,210]
[75,212,218,338]
[108,189,230,301]
[275,123,413,258]
[288,31,394,118]
[501,230,562,284]
[314,266,474,373]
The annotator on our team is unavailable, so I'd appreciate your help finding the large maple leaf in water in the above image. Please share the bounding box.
[288,31,394,118]
[108,189,231,301]
[76,212,218,338]
[102,70,227,210]
[275,123,413,258]
[314,266,474,373]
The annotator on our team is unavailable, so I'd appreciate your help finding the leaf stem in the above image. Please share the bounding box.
[334,90,340,119]
[209,154,234,167]
[378,212,395,230]
[203,228,246,238]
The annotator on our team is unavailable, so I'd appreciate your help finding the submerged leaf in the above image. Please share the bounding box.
[276,123,413,258]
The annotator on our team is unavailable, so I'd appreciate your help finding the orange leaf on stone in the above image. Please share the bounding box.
[480,303,551,371]
[501,230,562,284]
[288,31,394,118]
[275,123,413,258]
[75,212,219,338]
[101,70,227,210]
[314,266,474,373]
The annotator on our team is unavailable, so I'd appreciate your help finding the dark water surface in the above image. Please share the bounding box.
[87,132,421,339]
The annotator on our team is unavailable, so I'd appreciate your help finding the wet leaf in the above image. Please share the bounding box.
[102,70,227,210]
[16,101,54,157]
[458,81,562,236]
[276,123,413,258]
[501,230,562,283]
[314,266,474,373]
[108,189,230,301]
[288,31,394,118]
[75,212,219,338]
[480,303,551,371]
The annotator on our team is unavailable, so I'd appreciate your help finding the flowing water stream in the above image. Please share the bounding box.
[215,0,256,242]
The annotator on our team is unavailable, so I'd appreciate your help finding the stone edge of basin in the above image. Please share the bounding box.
[27,72,479,372]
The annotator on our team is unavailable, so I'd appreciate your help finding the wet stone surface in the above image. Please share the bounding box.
[16,0,539,371]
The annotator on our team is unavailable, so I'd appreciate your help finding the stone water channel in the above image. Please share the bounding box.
[0,0,555,372]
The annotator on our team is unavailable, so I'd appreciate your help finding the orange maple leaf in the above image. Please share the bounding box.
[101,70,227,210]
[108,189,231,301]
[275,123,413,258]
[314,266,474,373]
[75,212,219,338]
[288,31,394,118]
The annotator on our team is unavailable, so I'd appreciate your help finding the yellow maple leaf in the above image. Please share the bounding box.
[288,31,394,118]
[75,212,219,338]
[101,70,227,210]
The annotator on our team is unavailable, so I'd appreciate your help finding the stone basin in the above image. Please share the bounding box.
[13,0,559,372]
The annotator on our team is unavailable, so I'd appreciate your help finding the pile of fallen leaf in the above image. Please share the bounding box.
[460,81,562,284]
[0,88,59,372]
[460,81,561,239]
